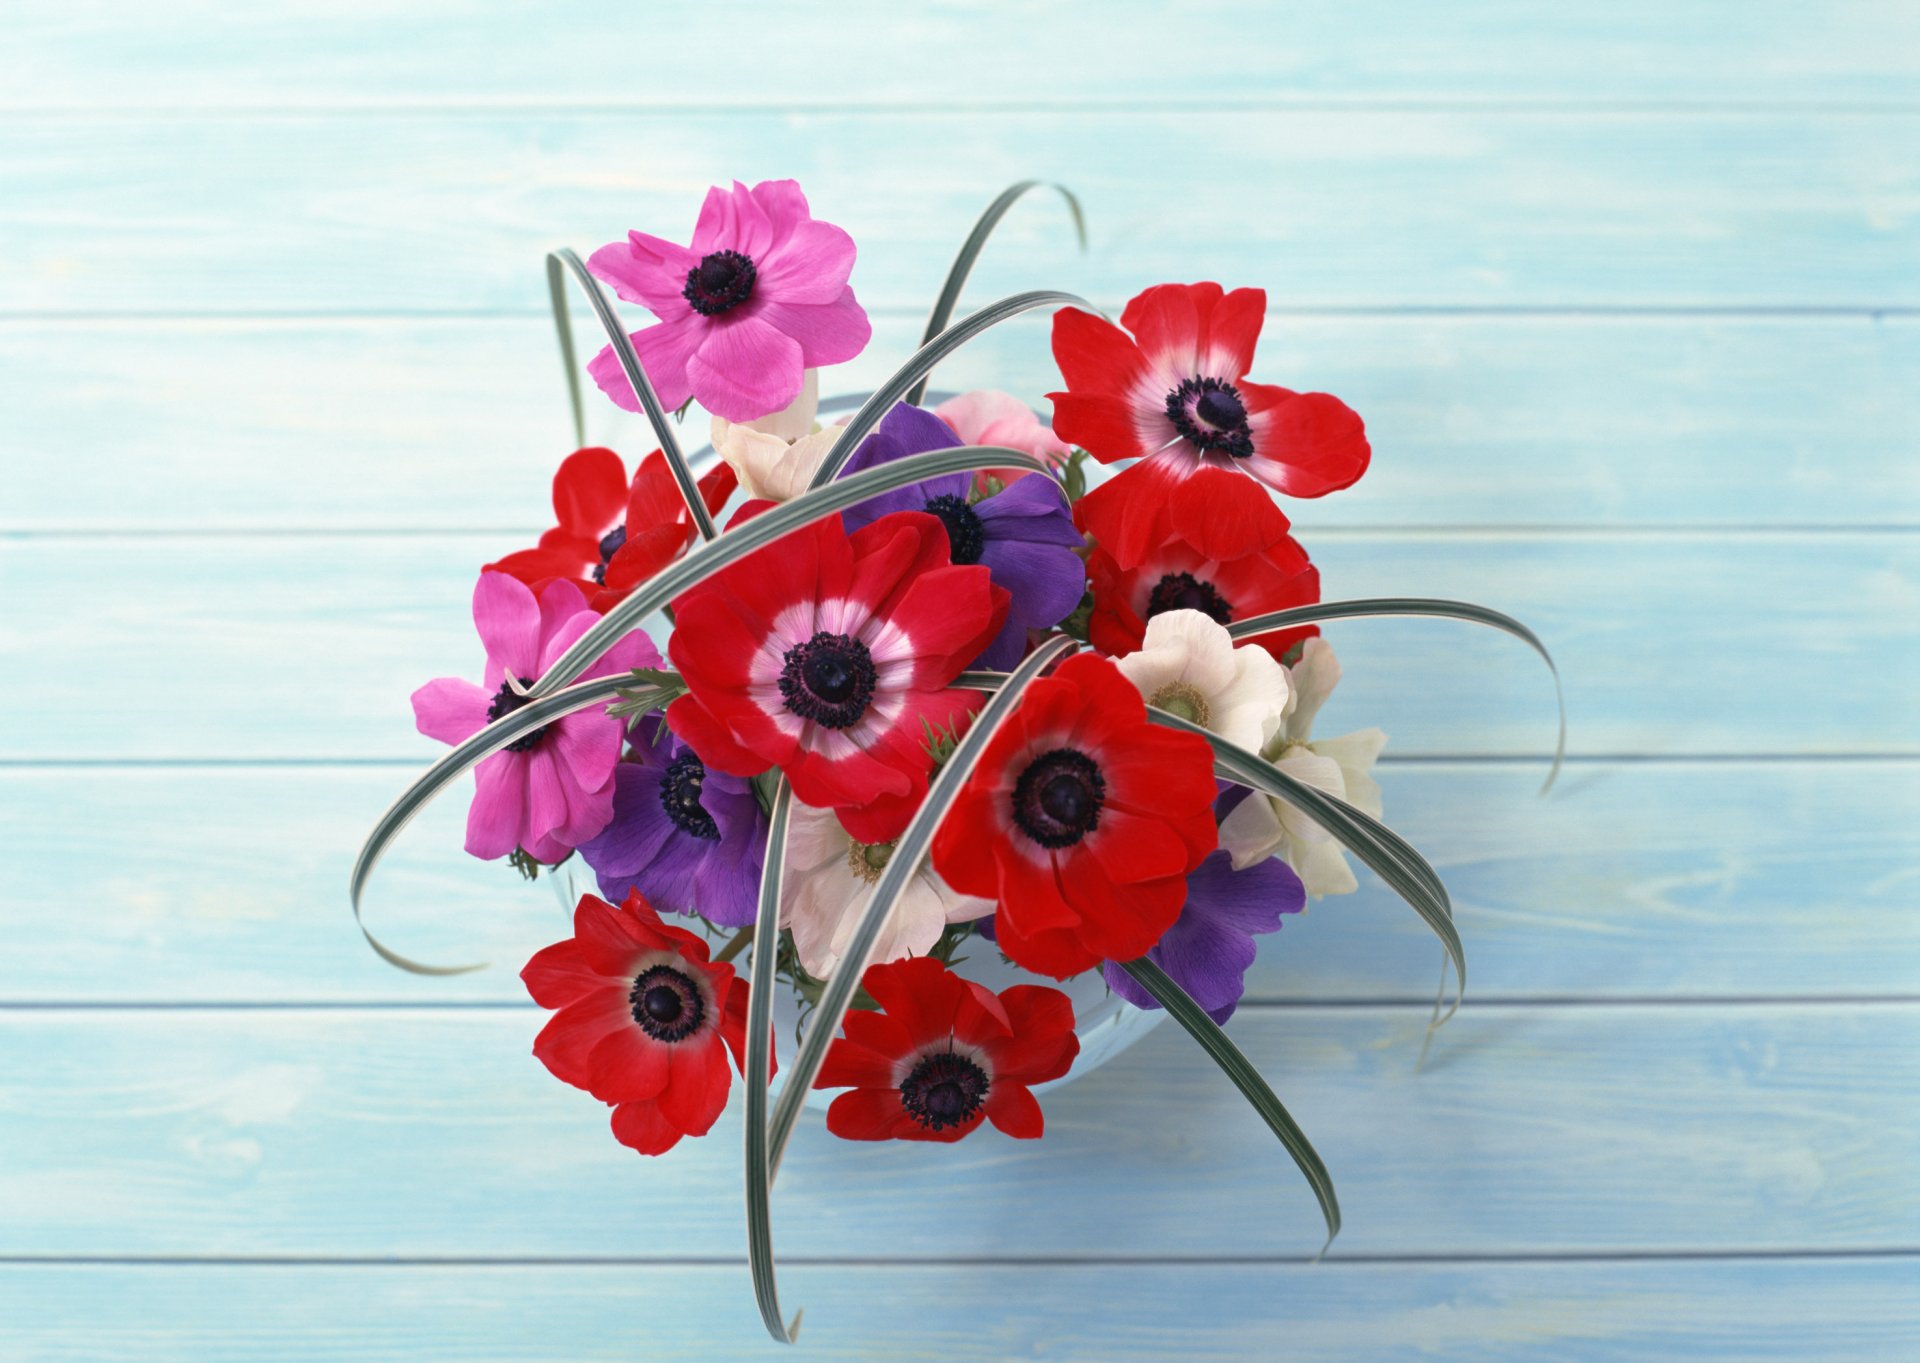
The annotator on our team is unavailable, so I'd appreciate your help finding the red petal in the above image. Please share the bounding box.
[825,1086,913,1141]
[582,1019,672,1104]
[861,956,965,1047]
[1047,392,1148,464]
[1201,286,1266,380]
[1120,282,1209,372]
[552,447,628,536]
[1249,391,1372,499]
[1166,463,1293,562]
[657,1034,731,1136]
[609,1099,685,1156]
[983,1082,1045,1139]
[1050,306,1146,396]
[531,991,630,1092]
[520,939,606,1009]
[1072,454,1186,569]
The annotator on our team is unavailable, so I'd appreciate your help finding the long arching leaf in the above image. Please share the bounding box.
[546,247,717,544]
[348,676,673,974]
[904,182,1085,406]
[1228,597,1566,793]
[743,782,802,1343]
[1117,956,1340,1251]
[766,636,1078,1171]
[545,253,587,449]
[804,290,1093,490]
[534,445,1046,697]
[1146,709,1466,1025]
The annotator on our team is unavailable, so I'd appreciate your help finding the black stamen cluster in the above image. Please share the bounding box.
[658,751,721,841]
[1165,376,1255,459]
[898,1049,990,1131]
[629,964,706,1042]
[923,493,986,565]
[485,677,550,752]
[1011,747,1107,849]
[1146,571,1234,626]
[682,249,758,316]
[593,524,628,585]
[778,631,878,729]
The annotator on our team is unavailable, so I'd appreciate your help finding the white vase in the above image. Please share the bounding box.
[550,855,1164,1111]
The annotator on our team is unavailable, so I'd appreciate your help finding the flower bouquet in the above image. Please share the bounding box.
[352,179,1559,1342]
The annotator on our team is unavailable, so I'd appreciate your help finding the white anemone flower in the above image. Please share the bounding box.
[779,798,994,980]
[1112,608,1292,754]
[709,368,843,502]
[1217,637,1387,897]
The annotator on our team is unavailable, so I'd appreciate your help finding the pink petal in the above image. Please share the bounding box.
[588,321,700,414]
[685,315,806,422]
[411,676,490,746]
[472,572,542,678]
[755,219,856,305]
[587,238,692,322]
[524,747,572,847]
[551,708,622,791]
[754,287,871,367]
[533,579,592,650]
[747,179,812,249]
[464,754,526,860]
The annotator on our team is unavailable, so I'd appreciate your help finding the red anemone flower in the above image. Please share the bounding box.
[487,446,736,614]
[1086,527,1321,665]
[931,653,1218,979]
[1048,282,1369,568]
[667,510,1008,843]
[522,891,762,1156]
[814,956,1079,1142]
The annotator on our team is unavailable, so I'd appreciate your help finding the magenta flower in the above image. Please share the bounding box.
[411,573,661,864]
[586,179,872,423]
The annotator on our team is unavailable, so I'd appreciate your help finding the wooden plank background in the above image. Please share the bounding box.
[1,3,1915,1359]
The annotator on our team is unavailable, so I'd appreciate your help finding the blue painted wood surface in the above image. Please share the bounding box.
[2,3,1916,1358]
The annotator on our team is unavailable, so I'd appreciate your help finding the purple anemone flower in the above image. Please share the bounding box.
[1102,851,1305,1023]
[578,714,768,927]
[840,402,1087,670]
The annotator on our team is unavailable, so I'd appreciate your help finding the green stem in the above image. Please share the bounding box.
[714,926,754,966]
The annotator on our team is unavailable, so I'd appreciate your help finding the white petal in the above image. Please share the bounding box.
[1286,638,1342,740]
[1217,793,1289,870]
[1312,728,1388,819]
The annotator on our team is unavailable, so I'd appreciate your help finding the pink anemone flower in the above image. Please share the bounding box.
[587,179,871,423]
[412,573,660,864]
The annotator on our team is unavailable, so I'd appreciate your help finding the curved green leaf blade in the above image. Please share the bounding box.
[534,445,1046,697]
[1146,708,1466,1025]
[546,248,717,544]
[767,635,1078,1171]
[545,253,586,449]
[347,677,670,974]
[804,290,1093,490]
[1118,955,1340,1251]
[1228,597,1566,794]
[904,181,1086,407]
[743,781,802,1344]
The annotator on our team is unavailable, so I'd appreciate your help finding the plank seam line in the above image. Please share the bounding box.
[5,99,1920,118]
[0,1249,1913,1268]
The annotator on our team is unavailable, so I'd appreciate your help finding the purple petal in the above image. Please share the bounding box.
[578,763,676,878]
[977,535,1087,629]
[973,474,1084,543]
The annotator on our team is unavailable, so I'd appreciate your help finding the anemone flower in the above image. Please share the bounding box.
[813,956,1078,1142]
[578,714,768,928]
[1085,527,1320,665]
[588,179,871,422]
[522,891,758,1156]
[1049,281,1370,567]
[779,798,992,980]
[708,368,845,502]
[411,573,659,864]
[1217,639,1388,896]
[1111,607,1292,754]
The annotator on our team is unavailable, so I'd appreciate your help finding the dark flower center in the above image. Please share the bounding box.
[1146,571,1234,626]
[899,1049,990,1131]
[778,631,877,729]
[629,964,706,1042]
[1166,376,1255,459]
[923,493,986,565]
[682,249,757,317]
[658,751,721,841]
[485,676,549,752]
[1011,747,1106,849]
[592,524,627,585]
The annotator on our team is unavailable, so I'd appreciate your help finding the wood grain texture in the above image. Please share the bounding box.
[2,1259,1916,1363]
[7,0,1919,109]
[1,1004,1913,1259]
[7,112,1919,315]
[2,760,1912,1005]
[6,315,1915,532]
[3,530,1910,761]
